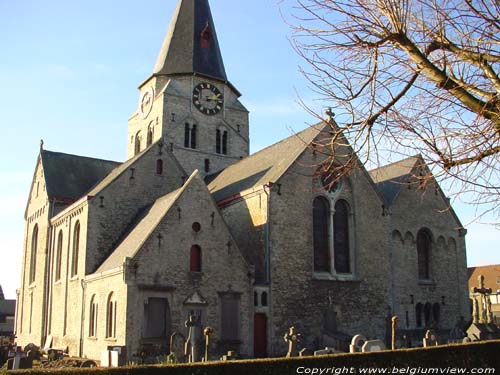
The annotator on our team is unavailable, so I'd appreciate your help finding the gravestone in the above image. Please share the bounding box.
[423,330,439,347]
[169,332,186,363]
[349,334,367,353]
[361,340,386,353]
[284,326,301,358]
[221,351,237,361]
[314,347,338,356]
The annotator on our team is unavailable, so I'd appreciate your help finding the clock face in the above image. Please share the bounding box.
[140,87,154,119]
[192,82,224,115]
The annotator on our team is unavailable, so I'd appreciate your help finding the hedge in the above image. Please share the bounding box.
[7,340,500,375]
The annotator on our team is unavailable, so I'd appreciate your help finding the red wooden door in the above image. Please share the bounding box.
[254,313,267,358]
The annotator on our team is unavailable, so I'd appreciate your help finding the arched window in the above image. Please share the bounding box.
[424,302,432,327]
[190,245,202,272]
[313,196,330,273]
[415,303,423,327]
[106,293,117,338]
[334,200,350,273]
[29,224,39,284]
[433,303,441,324]
[184,123,197,149]
[254,291,258,307]
[55,230,63,282]
[134,132,141,155]
[417,229,432,280]
[147,126,153,147]
[71,221,80,277]
[156,159,163,175]
[89,295,98,337]
[216,128,228,155]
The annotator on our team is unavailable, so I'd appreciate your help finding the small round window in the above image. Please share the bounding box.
[192,222,201,232]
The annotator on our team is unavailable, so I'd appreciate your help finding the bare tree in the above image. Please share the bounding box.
[285,0,500,222]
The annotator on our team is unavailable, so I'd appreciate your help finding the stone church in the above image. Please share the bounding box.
[16,0,470,361]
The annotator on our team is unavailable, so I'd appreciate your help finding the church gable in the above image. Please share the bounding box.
[85,141,187,273]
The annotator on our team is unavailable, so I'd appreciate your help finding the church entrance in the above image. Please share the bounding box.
[253,313,267,357]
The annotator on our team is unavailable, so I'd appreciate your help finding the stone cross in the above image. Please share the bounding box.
[203,327,213,362]
[473,275,493,324]
[184,312,201,363]
[284,326,301,358]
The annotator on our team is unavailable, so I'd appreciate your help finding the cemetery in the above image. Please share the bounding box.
[2,282,499,372]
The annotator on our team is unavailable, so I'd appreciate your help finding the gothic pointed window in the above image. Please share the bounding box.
[55,230,63,282]
[190,245,202,272]
[417,229,432,280]
[71,221,80,277]
[106,293,117,338]
[29,224,38,284]
[313,196,330,273]
[334,200,350,273]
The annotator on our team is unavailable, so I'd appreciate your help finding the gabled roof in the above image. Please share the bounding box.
[153,0,227,83]
[40,150,120,201]
[95,171,196,273]
[208,123,328,202]
[368,156,420,206]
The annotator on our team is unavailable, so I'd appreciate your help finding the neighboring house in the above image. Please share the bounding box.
[0,285,16,341]
[468,265,500,324]
[15,0,470,361]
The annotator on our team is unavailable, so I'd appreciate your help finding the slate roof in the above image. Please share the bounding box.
[208,123,328,202]
[95,172,196,273]
[0,300,15,316]
[41,150,120,201]
[468,265,500,293]
[368,156,420,206]
[153,0,227,82]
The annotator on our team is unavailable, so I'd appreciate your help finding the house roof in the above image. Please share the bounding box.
[208,123,328,202]
[468,264,500,293]
[0,300,15,316]
[368,156,420,206]
[41,150,120,201]
[95,171,196,273]
[153,0,227,83]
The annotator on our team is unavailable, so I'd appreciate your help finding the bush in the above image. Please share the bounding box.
[9,340,500,375]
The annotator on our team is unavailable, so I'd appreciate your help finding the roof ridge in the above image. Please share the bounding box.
[368,154,421,174]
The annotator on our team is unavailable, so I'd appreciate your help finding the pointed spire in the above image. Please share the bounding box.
[0,285,4,300]
[154,0,227,82]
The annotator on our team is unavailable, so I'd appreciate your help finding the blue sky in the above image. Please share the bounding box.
[0,0,498,299]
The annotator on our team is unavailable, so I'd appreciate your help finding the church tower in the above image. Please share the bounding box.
[127,0,249,176]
